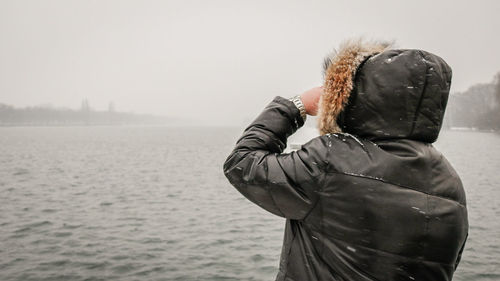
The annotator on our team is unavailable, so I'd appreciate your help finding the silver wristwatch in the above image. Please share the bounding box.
[289,95,307,122]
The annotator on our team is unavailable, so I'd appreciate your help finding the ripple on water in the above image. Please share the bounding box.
[74,261,110,270]
[14,221,52,233]
[53,231,73,238]
[12,168,30,176]
[110,255,129,261]
[250,254,265,262]
[62,223,82,229]
[139,237,164,244]
[133,265,168,277]
[110,263,141,274]
[38,259,71,269]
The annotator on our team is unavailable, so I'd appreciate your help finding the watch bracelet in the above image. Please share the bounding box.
[289,95,307,122]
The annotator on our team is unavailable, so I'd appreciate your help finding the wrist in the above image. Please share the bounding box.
[289,95,307,122]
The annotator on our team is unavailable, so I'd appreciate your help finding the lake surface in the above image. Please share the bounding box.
[0,127,498,280]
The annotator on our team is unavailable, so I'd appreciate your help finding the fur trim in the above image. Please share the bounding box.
[318,39,391,135]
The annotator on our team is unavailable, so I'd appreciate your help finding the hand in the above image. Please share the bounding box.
[300,86,323,116]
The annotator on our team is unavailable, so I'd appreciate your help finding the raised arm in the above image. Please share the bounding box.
[223,93,326,220]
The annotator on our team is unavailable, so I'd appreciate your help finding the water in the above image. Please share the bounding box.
[0,127,498,280]
[435,131,500,280]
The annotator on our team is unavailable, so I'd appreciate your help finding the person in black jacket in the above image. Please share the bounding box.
[223,40,468,281]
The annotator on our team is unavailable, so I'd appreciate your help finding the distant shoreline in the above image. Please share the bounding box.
[0,124,235,128]
[445,127,499,133]
[0,122,173,127]
[0,125,497,132]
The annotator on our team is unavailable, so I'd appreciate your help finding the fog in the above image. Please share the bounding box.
[1,0,499,125]
[1,2,499,280]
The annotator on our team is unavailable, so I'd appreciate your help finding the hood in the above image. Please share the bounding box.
[319,40,452,143]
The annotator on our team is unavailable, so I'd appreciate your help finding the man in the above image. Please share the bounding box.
[223,40,468,281]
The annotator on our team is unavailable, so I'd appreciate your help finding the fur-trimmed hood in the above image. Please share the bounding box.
[319,39,391,135]
[318,40,452,143]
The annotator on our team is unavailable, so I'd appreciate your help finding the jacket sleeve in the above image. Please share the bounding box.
[454,233,467,270]
[223,96,326,220]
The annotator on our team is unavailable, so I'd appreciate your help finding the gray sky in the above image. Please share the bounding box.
[1,0,499,125]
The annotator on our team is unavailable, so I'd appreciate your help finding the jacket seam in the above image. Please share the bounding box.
[321,234,455,266]
[301,193,320,221]
[424,194,430,253]
[267,171,326,219]
[301,170,326,221]
[324,170,466,207]
[282,221,298,281]
[409,50,429,136]
[267,184,287,217]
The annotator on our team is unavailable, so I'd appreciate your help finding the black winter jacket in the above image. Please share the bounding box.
[223,50,468,281]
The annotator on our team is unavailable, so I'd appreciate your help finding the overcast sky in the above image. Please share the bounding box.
[1,0,499,125]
